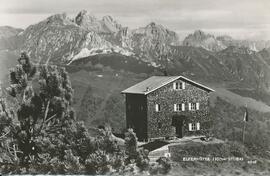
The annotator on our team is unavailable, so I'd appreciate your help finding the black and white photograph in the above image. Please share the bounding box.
[0,0,270,175]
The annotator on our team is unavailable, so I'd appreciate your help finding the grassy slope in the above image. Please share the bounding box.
[68,66,270,132]
[69,69,148,133]
[211,87,270,113]
[211,98,270,156]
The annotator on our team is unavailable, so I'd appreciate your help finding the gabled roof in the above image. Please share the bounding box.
[121,76,214,95]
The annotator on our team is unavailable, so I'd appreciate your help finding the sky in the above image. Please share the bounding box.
[0,0,270,40]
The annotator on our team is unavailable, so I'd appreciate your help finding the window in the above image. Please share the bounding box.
[188,103,199,111]
[188,123,200,131]
[174,103,185,111]
[191,123,196,131]
[173,82,185,90]
[158,122,162,129]
[191,103,196,110]
[155,104,161,112]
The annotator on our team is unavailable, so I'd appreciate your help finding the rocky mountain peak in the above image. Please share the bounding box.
[75,10,97,26]
[102,15,113,22]
[46,13,74,25]
[183,30,270,52]
[189,30,214,41]
[101,15,122,33]
[146,22,157,28]
[127,22,180,63]
[183,30,226,52]
[137,22,178,39]
[74,10,122,34]
[221,45,254,55]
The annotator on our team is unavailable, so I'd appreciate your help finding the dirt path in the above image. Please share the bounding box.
[147,136,207,162]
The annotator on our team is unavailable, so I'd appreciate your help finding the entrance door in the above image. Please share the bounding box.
[172,116,184,138]
[175,122,183,137]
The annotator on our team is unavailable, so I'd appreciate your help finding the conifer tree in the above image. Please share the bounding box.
[125,128,150,171]
[3,52,82,167]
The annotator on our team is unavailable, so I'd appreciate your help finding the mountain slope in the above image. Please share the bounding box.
[159,45,270,95]
[14,11,180,67]
[20,13,112,64]
[0,26,23,39]
[129,22,179,62]
[216,46,270,91]
[182,30,226,52]
[217,35,270,51]
[258,48,270,65]
[211,87,270,112]
[0,26,23,50]
[1,11,270,103]
[183,30,270,52]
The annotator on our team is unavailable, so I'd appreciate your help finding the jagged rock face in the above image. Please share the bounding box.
[3,10,270,93]
[259,48,270,59]
[129,22,179,62]
[115,27,132,48]
[258,48,270,65]
[219,46,255,55]
[4,11,180,65]
[183,30,226,52]
[184,30,270,52]
[75,10,122,34]
[20,13,111,64]
[219,39,270,52]
[217,35,270,51]
[102,15,122,33]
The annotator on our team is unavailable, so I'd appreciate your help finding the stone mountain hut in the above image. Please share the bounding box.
[121,76,214,141]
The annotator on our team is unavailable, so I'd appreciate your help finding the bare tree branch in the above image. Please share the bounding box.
[45,113,57,124]
[38,100,51,133]
[0,130,10,140]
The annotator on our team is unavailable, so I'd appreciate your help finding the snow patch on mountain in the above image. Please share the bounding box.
[148,61,161,67]
[68,46,135,64]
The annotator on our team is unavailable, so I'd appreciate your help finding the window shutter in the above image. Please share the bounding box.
[181,103,185,111]
[188,123,192,131]
[196,123,200,130]
[173,82,176,90]
[188,103,191,111]
[182,82,185,89]
[174,104,177,111]
[196,103,200,110]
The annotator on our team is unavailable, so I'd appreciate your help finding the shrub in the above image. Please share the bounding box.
[149,157,171,175]
[124,128,150,171]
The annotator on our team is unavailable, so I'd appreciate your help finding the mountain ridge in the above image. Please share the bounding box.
[1,10,270,95]
[183,30,270,52]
